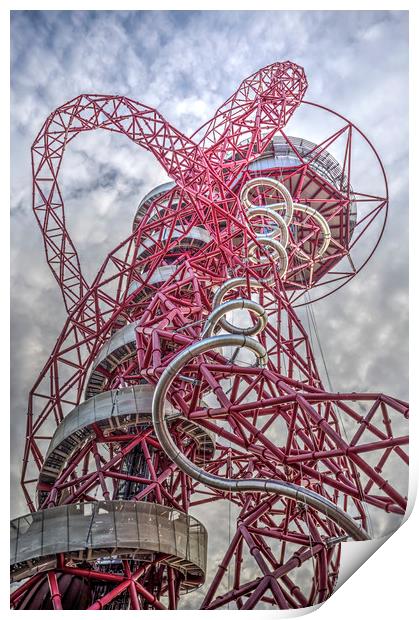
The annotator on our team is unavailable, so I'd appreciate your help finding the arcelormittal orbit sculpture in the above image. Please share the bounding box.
[11,61,408,610]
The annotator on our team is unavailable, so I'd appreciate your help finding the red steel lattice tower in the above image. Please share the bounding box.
[11,61,408,610]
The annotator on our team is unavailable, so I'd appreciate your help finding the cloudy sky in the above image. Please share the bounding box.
[10,9,408,607]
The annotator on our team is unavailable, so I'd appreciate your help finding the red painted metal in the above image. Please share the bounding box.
[13,61,408,610]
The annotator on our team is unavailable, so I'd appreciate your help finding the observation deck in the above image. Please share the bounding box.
[247,135,356,231]
[238,134,358,287]
[11,501,207,590]
[251,136,350,188]
[133,135,356,261]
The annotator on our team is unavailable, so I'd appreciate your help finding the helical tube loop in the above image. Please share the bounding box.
[211,277,266,335]
[201,298,267,339]
[151,333,370,540]
[292,203,332,260]
[240,176,294,281]
[152,177,369,541]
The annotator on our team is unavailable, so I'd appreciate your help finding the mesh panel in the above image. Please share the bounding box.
[114,501,138,548]
[16,513,40,563]
[42,507,68,557]
[137,502,160,554]
[68,503,93,552]
[157,506,177,557]
[89,502,116,550]
[173,511,189,561]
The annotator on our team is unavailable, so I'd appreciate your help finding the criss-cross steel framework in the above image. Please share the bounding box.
[11,61,408,610]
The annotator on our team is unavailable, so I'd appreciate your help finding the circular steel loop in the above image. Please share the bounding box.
[240,176,294,226]
[210,177,294,337]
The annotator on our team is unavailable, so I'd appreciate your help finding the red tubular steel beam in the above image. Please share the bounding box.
[129,580,141,610]
[134,582,167,610]
[60,566,125,583]
[46,572,63,611]
[88,580,131,610]
[10,572,45,606]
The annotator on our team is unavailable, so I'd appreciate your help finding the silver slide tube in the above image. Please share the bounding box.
[201,298,267,338]
[152,176,368,541]
[152,333,370,541]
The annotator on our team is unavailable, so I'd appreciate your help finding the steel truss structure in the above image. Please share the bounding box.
[11,61,408,610]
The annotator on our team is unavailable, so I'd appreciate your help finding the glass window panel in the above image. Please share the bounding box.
[133,386,153,417]
[10,520,19,563]
[49,418,67,451]
[187,519,200,567]
[122,324,136,347]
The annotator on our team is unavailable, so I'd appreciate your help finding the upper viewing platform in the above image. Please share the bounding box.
[133,134,356,234]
